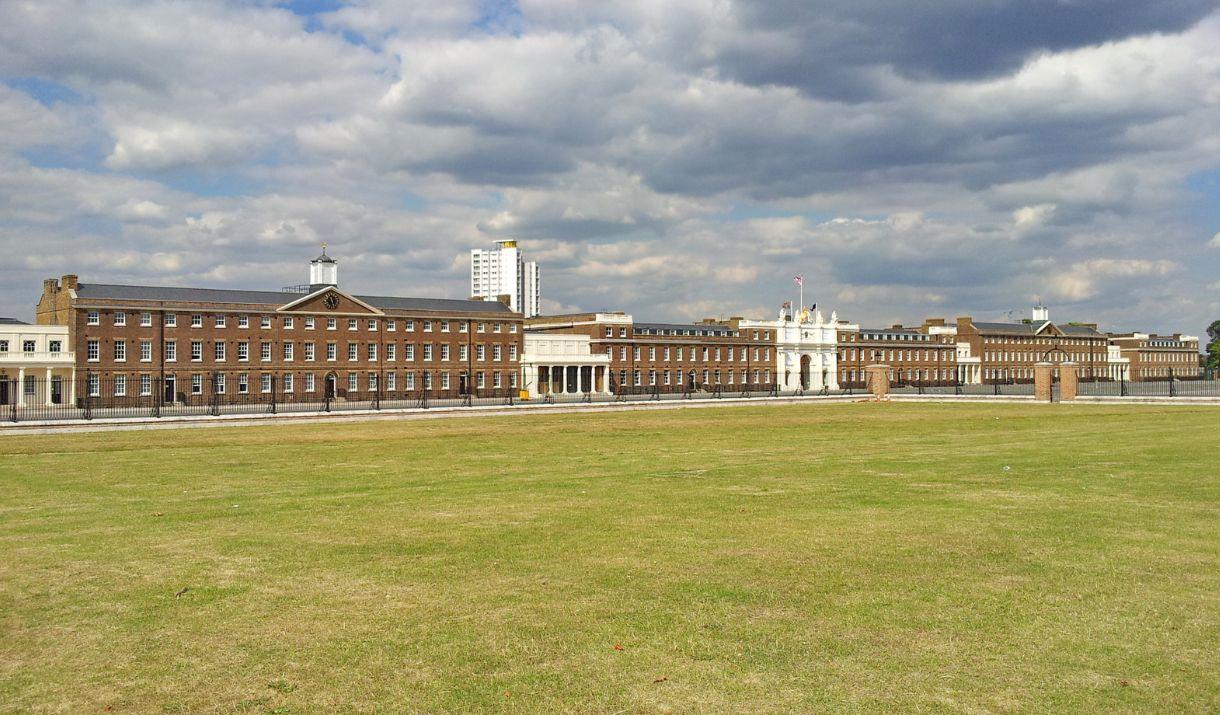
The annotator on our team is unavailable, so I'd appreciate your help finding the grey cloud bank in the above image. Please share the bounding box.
[0,0,1218,335]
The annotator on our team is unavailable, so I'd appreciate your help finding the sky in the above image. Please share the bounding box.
[1,0,1218,336]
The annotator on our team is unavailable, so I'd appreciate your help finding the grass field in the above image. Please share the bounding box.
[1,403,1217,713]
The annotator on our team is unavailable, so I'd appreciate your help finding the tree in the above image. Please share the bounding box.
[1207,320,1220,371]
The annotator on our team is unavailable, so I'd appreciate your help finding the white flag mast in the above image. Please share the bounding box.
[794,274,804,321]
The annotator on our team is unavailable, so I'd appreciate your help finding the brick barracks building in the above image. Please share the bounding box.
[951,305,1111,383]
[34,249,523,406]
[525,312,780,393]
[1107,332,1202,380]
[17,249,1207,413]
[524,307,842,393]
[836,324,958,388]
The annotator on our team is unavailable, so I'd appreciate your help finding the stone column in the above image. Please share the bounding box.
[17,367,25,408]
[577,364,585,393]
[1060,361,1079,401]
[45,368,53,405]
[864,364,889,398]
[1034,362,1054,402]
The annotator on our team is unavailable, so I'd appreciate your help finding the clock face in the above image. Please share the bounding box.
[323,293,340,310]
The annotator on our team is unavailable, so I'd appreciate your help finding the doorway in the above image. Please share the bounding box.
[164,376,176,404]
[325,373,337,399]
[800,354,811,390]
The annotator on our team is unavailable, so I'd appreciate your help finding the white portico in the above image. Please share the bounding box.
[520,331,612,398]
[738,308,845,391]
[0,320,76,407]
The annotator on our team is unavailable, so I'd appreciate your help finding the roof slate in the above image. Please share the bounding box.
[74,283,514,315]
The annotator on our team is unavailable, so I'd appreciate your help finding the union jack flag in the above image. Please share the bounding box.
[794,275,804,286]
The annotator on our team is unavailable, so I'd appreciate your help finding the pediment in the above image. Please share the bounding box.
[277,287,383,316]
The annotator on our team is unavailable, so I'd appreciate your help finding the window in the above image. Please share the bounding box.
[86,339,100,361]
[215,315,226,328]
[476,345,485,360]
[605,327,613,337]
[261,316,271,329]
[368,372,378,391]
[87,311,100,325]
[493,371,502,388]
[191,374,203,395]
[477,323,485,333]
[649,370,657,386]
[405,372,415,390]
[284,373,294,392]
[348,319,358,331]
[405,320,415,332]
[305,317,315,330]
[348,343,358,361]
[441,321,450,332]
[304,373,315,392]
[191,314,203,328]
[23,340,36,353]
[258,342,270,361]
[406,345,415,360]
[140,312,152,327]
[284,317,294,329]
[327,318,337,330]
[386,372,397,391]
[114,311,126,326]
[238,315,249,328]
[387,320,396,332]
[493,345,502,361]
[424,320,433,332]
[440,345,449,361]
[260,374,272,393]
[423,372,432,389]
[633,370,641,386]
[423,344,433,361]
[114,375,126,396]
[165,313,177,327]
[238,373,249,394]
[509,345,517,360]
[114,340,127,362]
[348,372,358,392]
[191,340,203,361]
[214,341,226,361]
[305,342,315,361]
[619,328,627,338]
[509,324,517,334]
[326,342,337,361]
[140,340,152,362]
[459,322,469,333]
[477,372,485,388]
[387,343,396,361]
[441,372,450,390]
[88,374,101,396]
[368,343,378,361]
[140,374,152,396]
[633,346,641,360]
[237,341,249,362]
[510,372,518,387]
[493,323,502,333]
[619,346,627,360]
[165,341,177,362]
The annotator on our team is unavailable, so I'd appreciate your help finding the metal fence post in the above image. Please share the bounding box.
[270,375,278,414]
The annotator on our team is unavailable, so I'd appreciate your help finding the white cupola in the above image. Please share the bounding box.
[309,244,338,289]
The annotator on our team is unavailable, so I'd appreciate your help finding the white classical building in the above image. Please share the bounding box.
[0,319,76,406]
[470,239,540,318]
[736,308,845,391]
[519,332,612,398]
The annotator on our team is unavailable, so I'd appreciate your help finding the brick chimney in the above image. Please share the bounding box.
[61,274,79,290]
[43,278,58,296]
